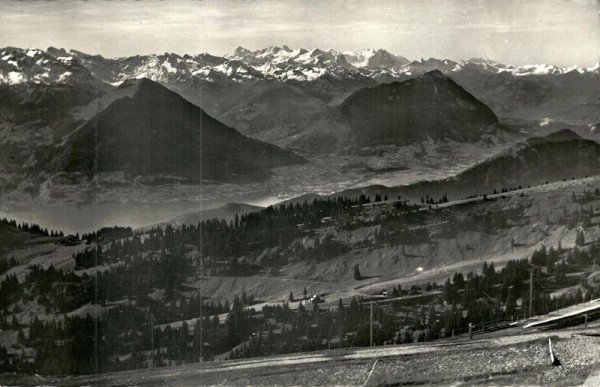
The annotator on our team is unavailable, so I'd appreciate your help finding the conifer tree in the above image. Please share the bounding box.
[576,229,586,246]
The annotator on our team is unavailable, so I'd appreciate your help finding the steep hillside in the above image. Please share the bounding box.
[4,172,600,376]
[0,50,111,182]
[0,218,80,284]
[214,81,333,143]
[51,78,305,183]
[192,174,600,311]
[449,129,600,196]
[296,129,600,202]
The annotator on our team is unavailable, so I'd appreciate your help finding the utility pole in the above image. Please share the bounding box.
[529,268,533,319]
[468,323,473,339]
[150,313,154,368]
[370,301,373,347]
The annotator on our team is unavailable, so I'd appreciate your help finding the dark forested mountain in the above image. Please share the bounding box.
[288,70,509,152]
[336,70,502,145]
[50,78,305,182]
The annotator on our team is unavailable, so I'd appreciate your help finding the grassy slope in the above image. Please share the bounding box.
[196,176,600,306]
[3,175,600,335]
[26,324,600,386]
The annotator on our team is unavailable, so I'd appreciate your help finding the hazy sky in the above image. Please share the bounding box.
[1,0,599,66]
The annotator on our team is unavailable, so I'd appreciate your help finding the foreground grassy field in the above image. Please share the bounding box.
[4,323,600,386]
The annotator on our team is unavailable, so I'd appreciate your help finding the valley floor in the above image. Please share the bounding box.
[0,139,510,234]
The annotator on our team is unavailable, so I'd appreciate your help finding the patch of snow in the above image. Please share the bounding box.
[58,71,72,82]
[192,68,211,77]
[8,71,24,84]
[588,62,600,73]
[566,65,585,74]
[57,56,73,64]
[33,72,50,82]
[26,48,41,58]
[212,63,229,76]
[343,49,373,68]
[506,64,564,76]
[162,60,177,74]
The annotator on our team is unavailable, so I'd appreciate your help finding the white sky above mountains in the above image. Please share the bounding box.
[1,0,599,66]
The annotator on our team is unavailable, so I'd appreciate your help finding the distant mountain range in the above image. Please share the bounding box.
[1,46,598,127]
[3,46,596,86]
[1,46,599,198]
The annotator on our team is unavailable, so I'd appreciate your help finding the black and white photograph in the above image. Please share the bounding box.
[0,0,600,385]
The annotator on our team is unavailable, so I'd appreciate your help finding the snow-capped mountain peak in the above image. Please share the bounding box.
[0,46,598,87]
[0,46,98,85]
[343,48,410,69]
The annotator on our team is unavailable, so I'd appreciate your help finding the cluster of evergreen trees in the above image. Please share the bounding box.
[0,273,19,310]
[3,188,600,374]
[0,218,64,238]
[0,256,17,275]
[420,194,449,205]
[3,244,600,375]
[62,196,419,278]
[81,226,134,243]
